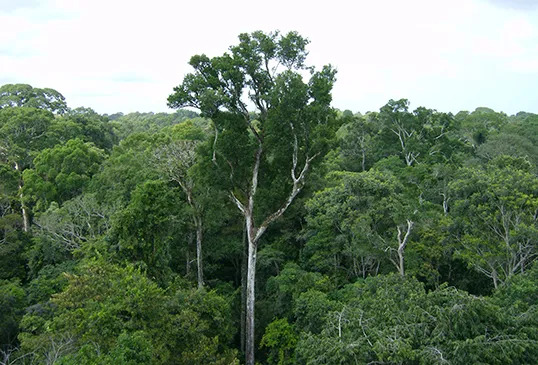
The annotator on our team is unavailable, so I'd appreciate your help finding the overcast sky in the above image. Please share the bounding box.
[1,0,537,115]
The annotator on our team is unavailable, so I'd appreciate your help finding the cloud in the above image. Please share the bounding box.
[0,46,36,58]
[487,0,538,10]
[2,0,538,115]
[108,73,154,84]
[0,0,40,12]
[0,76,16,84]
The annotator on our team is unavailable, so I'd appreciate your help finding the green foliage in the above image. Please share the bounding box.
[112,180,184,284]
[294,290,339,334]
[23,138,106,211]
[0,163,18,194]
[89,132,167,207]
[265,263,333,320]
[169,118,210,141]
[0,84,67,113]
[1,69,537,365]
[0,237,26,282]
[56,331,156,365]
[63,107,118,151]
[168,32,339,364]
[112,110,199,140]
[18,259,239,364]
[296,274,538,364]
[0,280,26,346]
[18,259,168,362]
[54,261,167,350]
[303,168,415,279]
[0,107,56,169]
[338,112,379,172]
[493,261,538,312]
[449,159,538,287]
[167,287,238,364]
[457,107,508,148]
[25,262,74,305]
[0,214,27,280]
[260,318,298,365]
[24,193,113,281]
[0,161,26,280]
[374,99,464,167]
[168,30,338,218]
[477,132,538,172]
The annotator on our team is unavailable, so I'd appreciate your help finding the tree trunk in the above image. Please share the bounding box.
[398,247,405,276]
[14,162,29,232]
[245,215,257,365]
[183,187,204,289]
[240,225,247,354]
[195,217,204,289]
[492,269,498,289]
[396,220,414,276]
[20,191,29,233]
[441,193,449,215]
[228,137,314,365]
[185,250,190,277]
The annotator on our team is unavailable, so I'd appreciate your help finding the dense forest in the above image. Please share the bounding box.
[1,31,537,365]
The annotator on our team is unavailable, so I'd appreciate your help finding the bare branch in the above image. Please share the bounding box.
[254,151,318,243]
[398,220,414,253]
[230,192,246,214]
[212,123,219,166]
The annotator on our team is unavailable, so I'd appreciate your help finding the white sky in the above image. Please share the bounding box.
[1,0,538,115]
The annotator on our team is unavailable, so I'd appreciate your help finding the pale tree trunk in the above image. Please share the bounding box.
[238,143,263,365]
[492,269,499,289]
[396,220,414,276]
[20,189,29,232]
[441,193,449,215]
[183,187,204,289]
[185,247,190,277]
[230,130,316,365]
[240,225,247,354]
[245,216,257,365]
[398,247,405,276]
[14,162,29,232]
[155,141,204,287]
[195,216,204,289]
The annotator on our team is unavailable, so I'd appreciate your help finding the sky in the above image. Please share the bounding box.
[1,0,538,115]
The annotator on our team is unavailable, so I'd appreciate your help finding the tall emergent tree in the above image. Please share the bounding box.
[168,30,337,364]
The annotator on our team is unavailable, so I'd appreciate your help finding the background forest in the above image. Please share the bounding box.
[1,31,538,365]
